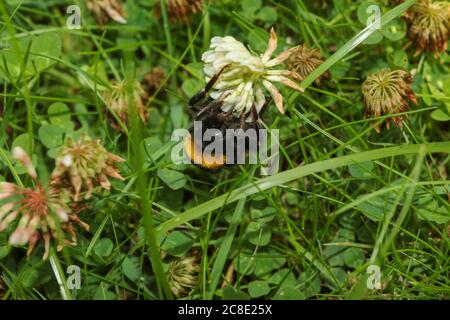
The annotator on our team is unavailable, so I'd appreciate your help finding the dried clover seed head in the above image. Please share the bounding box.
[166,256,199,297]
[157,0,203,23]
[51,135,125,201]
[285,44,329,85]
[103,79,148,131]
[86,0,127,24]
[362,69,417,133]
[144,67,165,93]
[404,0,450,57]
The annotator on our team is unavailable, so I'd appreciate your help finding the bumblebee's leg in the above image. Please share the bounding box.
[225,105,235,117]
[240,110,247,130]
[250,103,261,150]
[189,64,229,107]
[247,98,270,130]
[196,100,223,120]
[251,101,272,152]
[189,97,213,115]
[251,103,259,129]
[258,98,271,119]
[190,99,212,118]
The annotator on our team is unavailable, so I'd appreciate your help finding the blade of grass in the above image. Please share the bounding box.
[380,146,427,260]
[331,180,450,218]
[49,248,72,300]
[156,142,450,234]
[299,0,416,89]
[124,59,173,300]
[369,146,426,265]
[85,213,110,257]
[206,197,246,299]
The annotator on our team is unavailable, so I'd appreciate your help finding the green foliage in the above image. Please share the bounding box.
[0,0,448,301]
[161,231,195,257]
[0,33,61,81]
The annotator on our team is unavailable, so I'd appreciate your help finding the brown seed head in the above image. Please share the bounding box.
[157,0,203,23]
[362,69,417,133]
[285,44,329,85]
[404,0,450,57]
[166,256,200,297]
[51,134,125,201]
[85,0,127,24]
[103,79,148,131]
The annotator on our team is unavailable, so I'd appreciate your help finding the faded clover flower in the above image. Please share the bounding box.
[362,69,417,133]
[0,148,88,260]
[51,135,125,201]
[103,79,148,131]
[285,44,329,86]
[144,66,165,94]
[157,0,203,23]
[201,28,303,119]
[404,0,450,57]
[86,0,127,24]
[166,256,199,297]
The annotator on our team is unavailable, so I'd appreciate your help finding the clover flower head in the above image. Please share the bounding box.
[285,44,329,86]
[362,69,417,133]
[404,0,450,57]
[103,79,148,131]
[51,135,125,201]
[201,28,303,119]
[86,0,127,24]
[166,256,199,297]
[144,66,165,94]
[0,147,88,260]
[158,0,203,23]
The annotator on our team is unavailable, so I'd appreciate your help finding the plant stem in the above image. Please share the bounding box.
[49,248,73,300]
[124,60,173,300]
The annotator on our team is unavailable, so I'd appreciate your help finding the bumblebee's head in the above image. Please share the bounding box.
[183,132,226,171]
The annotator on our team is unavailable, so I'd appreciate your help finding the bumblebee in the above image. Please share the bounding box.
[183,67,267,171]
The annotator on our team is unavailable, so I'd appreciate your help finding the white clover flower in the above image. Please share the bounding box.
[201,28,303,120]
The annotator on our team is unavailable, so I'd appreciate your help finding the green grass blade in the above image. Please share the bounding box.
[85,213,110,257]
[49,249,72,300]
[300,0,416,89]
[156,142,450,234]
[125,60,173,300]
[379,146,427,261]
[206,197,246,299]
